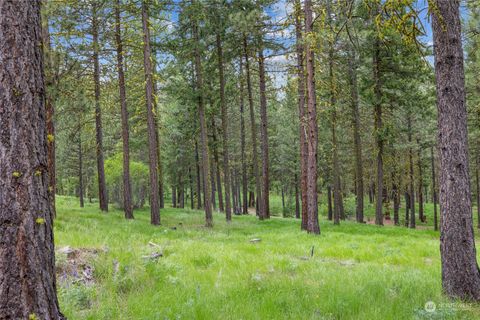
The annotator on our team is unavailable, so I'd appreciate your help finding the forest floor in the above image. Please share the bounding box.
[55,196,480,320]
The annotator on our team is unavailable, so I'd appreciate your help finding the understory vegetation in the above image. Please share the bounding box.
[56,196,480,320]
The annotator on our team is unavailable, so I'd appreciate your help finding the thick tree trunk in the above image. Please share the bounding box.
[115,0,133,219]
[408,115,416,229]
[193,10,213,227]
[348,49,364,223]
[142,1,160,225]
[0,1,64,317]
[243,35,262,217]
[431,147,438,231]
[432,0,480,300]
[172,185,177,208]
[92,3,108,212]
[373,15,383,226]
[258,38,270,219]
[239,58,248,215]
[216,32,232,221]
[294,0,308,230]
[304,0,320,234]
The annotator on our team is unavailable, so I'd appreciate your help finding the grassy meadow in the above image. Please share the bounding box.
[55,196,480,319]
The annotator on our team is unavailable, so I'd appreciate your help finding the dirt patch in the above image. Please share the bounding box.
[56,246,106,286]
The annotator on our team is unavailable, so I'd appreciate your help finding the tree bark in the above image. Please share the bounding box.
[304,0,320,234]
[417,139,425,222]
[141,0,160,225]
[239,57,248,215]
[189,167,194,209]
[431,147,438,231]
[327,185,333,221]
[295,173,300,219]
[78,132,84,208]
[258,37,270,220]
[192,8,213,227]
[42,11,57,218]
[0,1,64,317]
[211,119,224,212]
[115,0,133,219]
[92,2,108,212]
[348,49,364,223]
[294,0,308,230]
[243,35,262,217]
[373,10,383,226]
[408,114,416,229]
[432,0,480,300]
[329,39,343,226]
[216,32,232,221]
[195,140,202,209]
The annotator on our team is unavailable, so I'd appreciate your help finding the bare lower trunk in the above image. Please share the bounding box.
[115,0,133,219]
[243,36,262,217]
[431,147,438,231]
[295,0,308,230]
[258,38,270,219]
[142,1,160,225]
[408,115,416,229]
[348,49,364,223]
[78,134,84,208]
[216,32,232,221]
[327,185,333,221]
[193,9,213,226]
[432,0,480,300]
[417,139,425,222]
[195,141,202,209]
[239,58,248,215]
[92,4,108,212]
[304,0,320,234]
[373,20,383,226]
[0,1,64,317]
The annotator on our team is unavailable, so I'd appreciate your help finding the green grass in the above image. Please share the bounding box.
[55,196,480,319]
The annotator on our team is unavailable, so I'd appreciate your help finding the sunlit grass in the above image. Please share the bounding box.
[55,196,480,319]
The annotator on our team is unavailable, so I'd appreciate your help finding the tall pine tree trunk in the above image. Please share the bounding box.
[216,32,232,221]
[192,8,213,227]
[92,3,108,212]
[348,49,364,223]
[417,139,424,222]
[243,35,262,217]
[294,0,308,230]
[141,0,160,225]
[258,37,270,219]
[408,115,416,229]
[373,13,383,226]
[239,57,248,215]
[432,0,480,300]
[0,1,64,317]
[115,0,133,219]
[304,0,320,234]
